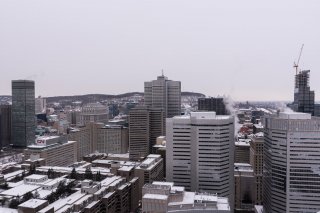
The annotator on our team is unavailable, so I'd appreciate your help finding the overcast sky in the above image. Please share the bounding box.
[0,0,319,101]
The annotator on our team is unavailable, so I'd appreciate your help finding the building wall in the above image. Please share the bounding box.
[235,145,250,164]
[263,114,320,213]
[96,126,128,154]
[166,112,234,209]
[250,136,263,205]
[0,105,11,148]
[144,75,181,118]
[24,141,78,167]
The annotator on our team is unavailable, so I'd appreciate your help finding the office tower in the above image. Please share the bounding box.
[80,102,109,125]
[129,106,164,161]
[263,112,320,212]
[289,70,315,115]
[144,75,181,118]
[250,134,264,205]
[198,97,228,115]
[234,163,255,211]
[166,112,234,209]
[11,80,36,147]
[0,105,11,148]
[35,96,46,114]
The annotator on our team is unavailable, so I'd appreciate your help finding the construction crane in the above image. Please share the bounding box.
[293,44,304,75]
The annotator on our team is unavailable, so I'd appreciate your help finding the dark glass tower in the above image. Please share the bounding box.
[11,80,35,147]
[198,97,228,115]
[0,105,12,148]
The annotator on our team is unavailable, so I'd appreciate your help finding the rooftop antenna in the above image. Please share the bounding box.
[293,44,304,75]
[161,69,164,76]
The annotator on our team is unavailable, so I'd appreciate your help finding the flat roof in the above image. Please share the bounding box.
[0,184,40,196]
[0,207,18,213]
[25,174,47,180]
[18,199,47,208]
[143,193,168,200]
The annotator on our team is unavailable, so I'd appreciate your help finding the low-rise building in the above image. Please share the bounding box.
[142,181,231,212]
[24,136,78,167]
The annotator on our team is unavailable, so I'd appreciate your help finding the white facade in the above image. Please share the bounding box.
[263,112,320,212]
[166,112,234,209]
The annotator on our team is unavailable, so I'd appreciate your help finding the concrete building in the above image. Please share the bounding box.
[80,102,109,125]
[235,139,251,164]
[68,123,129,161]
[263,112,320,212]
[144,75,181,118]
[96,125,128,154]
[135,154,164,198]
[129,106,164,161]
[12,80,35,147]
[198,97,228,115]
[35,96,46,114]
[24,136,78,167]
[0,104,11,148]
[234,163,255,212]
[166,112,235,209]
[142,181,231,212]
[250,133,264,205]
[18,199,49,213]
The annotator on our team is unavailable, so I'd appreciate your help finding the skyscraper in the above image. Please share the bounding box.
[263,112,320,212]
[0,104,11,148]
[12,80,35,147]
[129,106,164,161]
[289,70,315,115]
[166,112,235,209]
[144,75,181,118]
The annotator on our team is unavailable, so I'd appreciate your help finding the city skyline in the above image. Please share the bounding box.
[1,1,320,101]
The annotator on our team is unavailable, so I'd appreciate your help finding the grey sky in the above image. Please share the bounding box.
[0,0,319,101]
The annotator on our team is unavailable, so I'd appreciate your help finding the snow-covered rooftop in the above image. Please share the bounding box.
[18,199,47,208]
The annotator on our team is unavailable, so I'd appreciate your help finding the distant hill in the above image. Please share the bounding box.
[45,92,205,103]
[0,92,205,104]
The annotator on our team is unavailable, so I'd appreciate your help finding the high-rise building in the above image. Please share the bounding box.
[235,139,250,164]
[129,106,164,161]
[263,112,320,212]
[166,112,235,209]
[0,105,11,148]
[288,70,315,115]
[12,80,35,147]
[198,97,228,115]
[144,75,181,118]
[35,96,46,114]
[234,163,255,211]
[250,133,264,205]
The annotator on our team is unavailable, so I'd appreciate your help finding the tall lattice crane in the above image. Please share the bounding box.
[294,44,304,74]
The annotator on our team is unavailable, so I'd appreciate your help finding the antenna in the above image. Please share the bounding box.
[293,44,304,75]
[161,69,164,76]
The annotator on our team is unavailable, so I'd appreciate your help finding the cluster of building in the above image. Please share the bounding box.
[2,69,320,212]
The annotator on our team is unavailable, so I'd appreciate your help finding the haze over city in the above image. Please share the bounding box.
[0,0,320,101]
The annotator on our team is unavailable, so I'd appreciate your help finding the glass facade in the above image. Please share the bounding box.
[12,80,35,147]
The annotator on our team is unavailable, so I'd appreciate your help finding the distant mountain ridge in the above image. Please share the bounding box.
[44,92,205,103]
